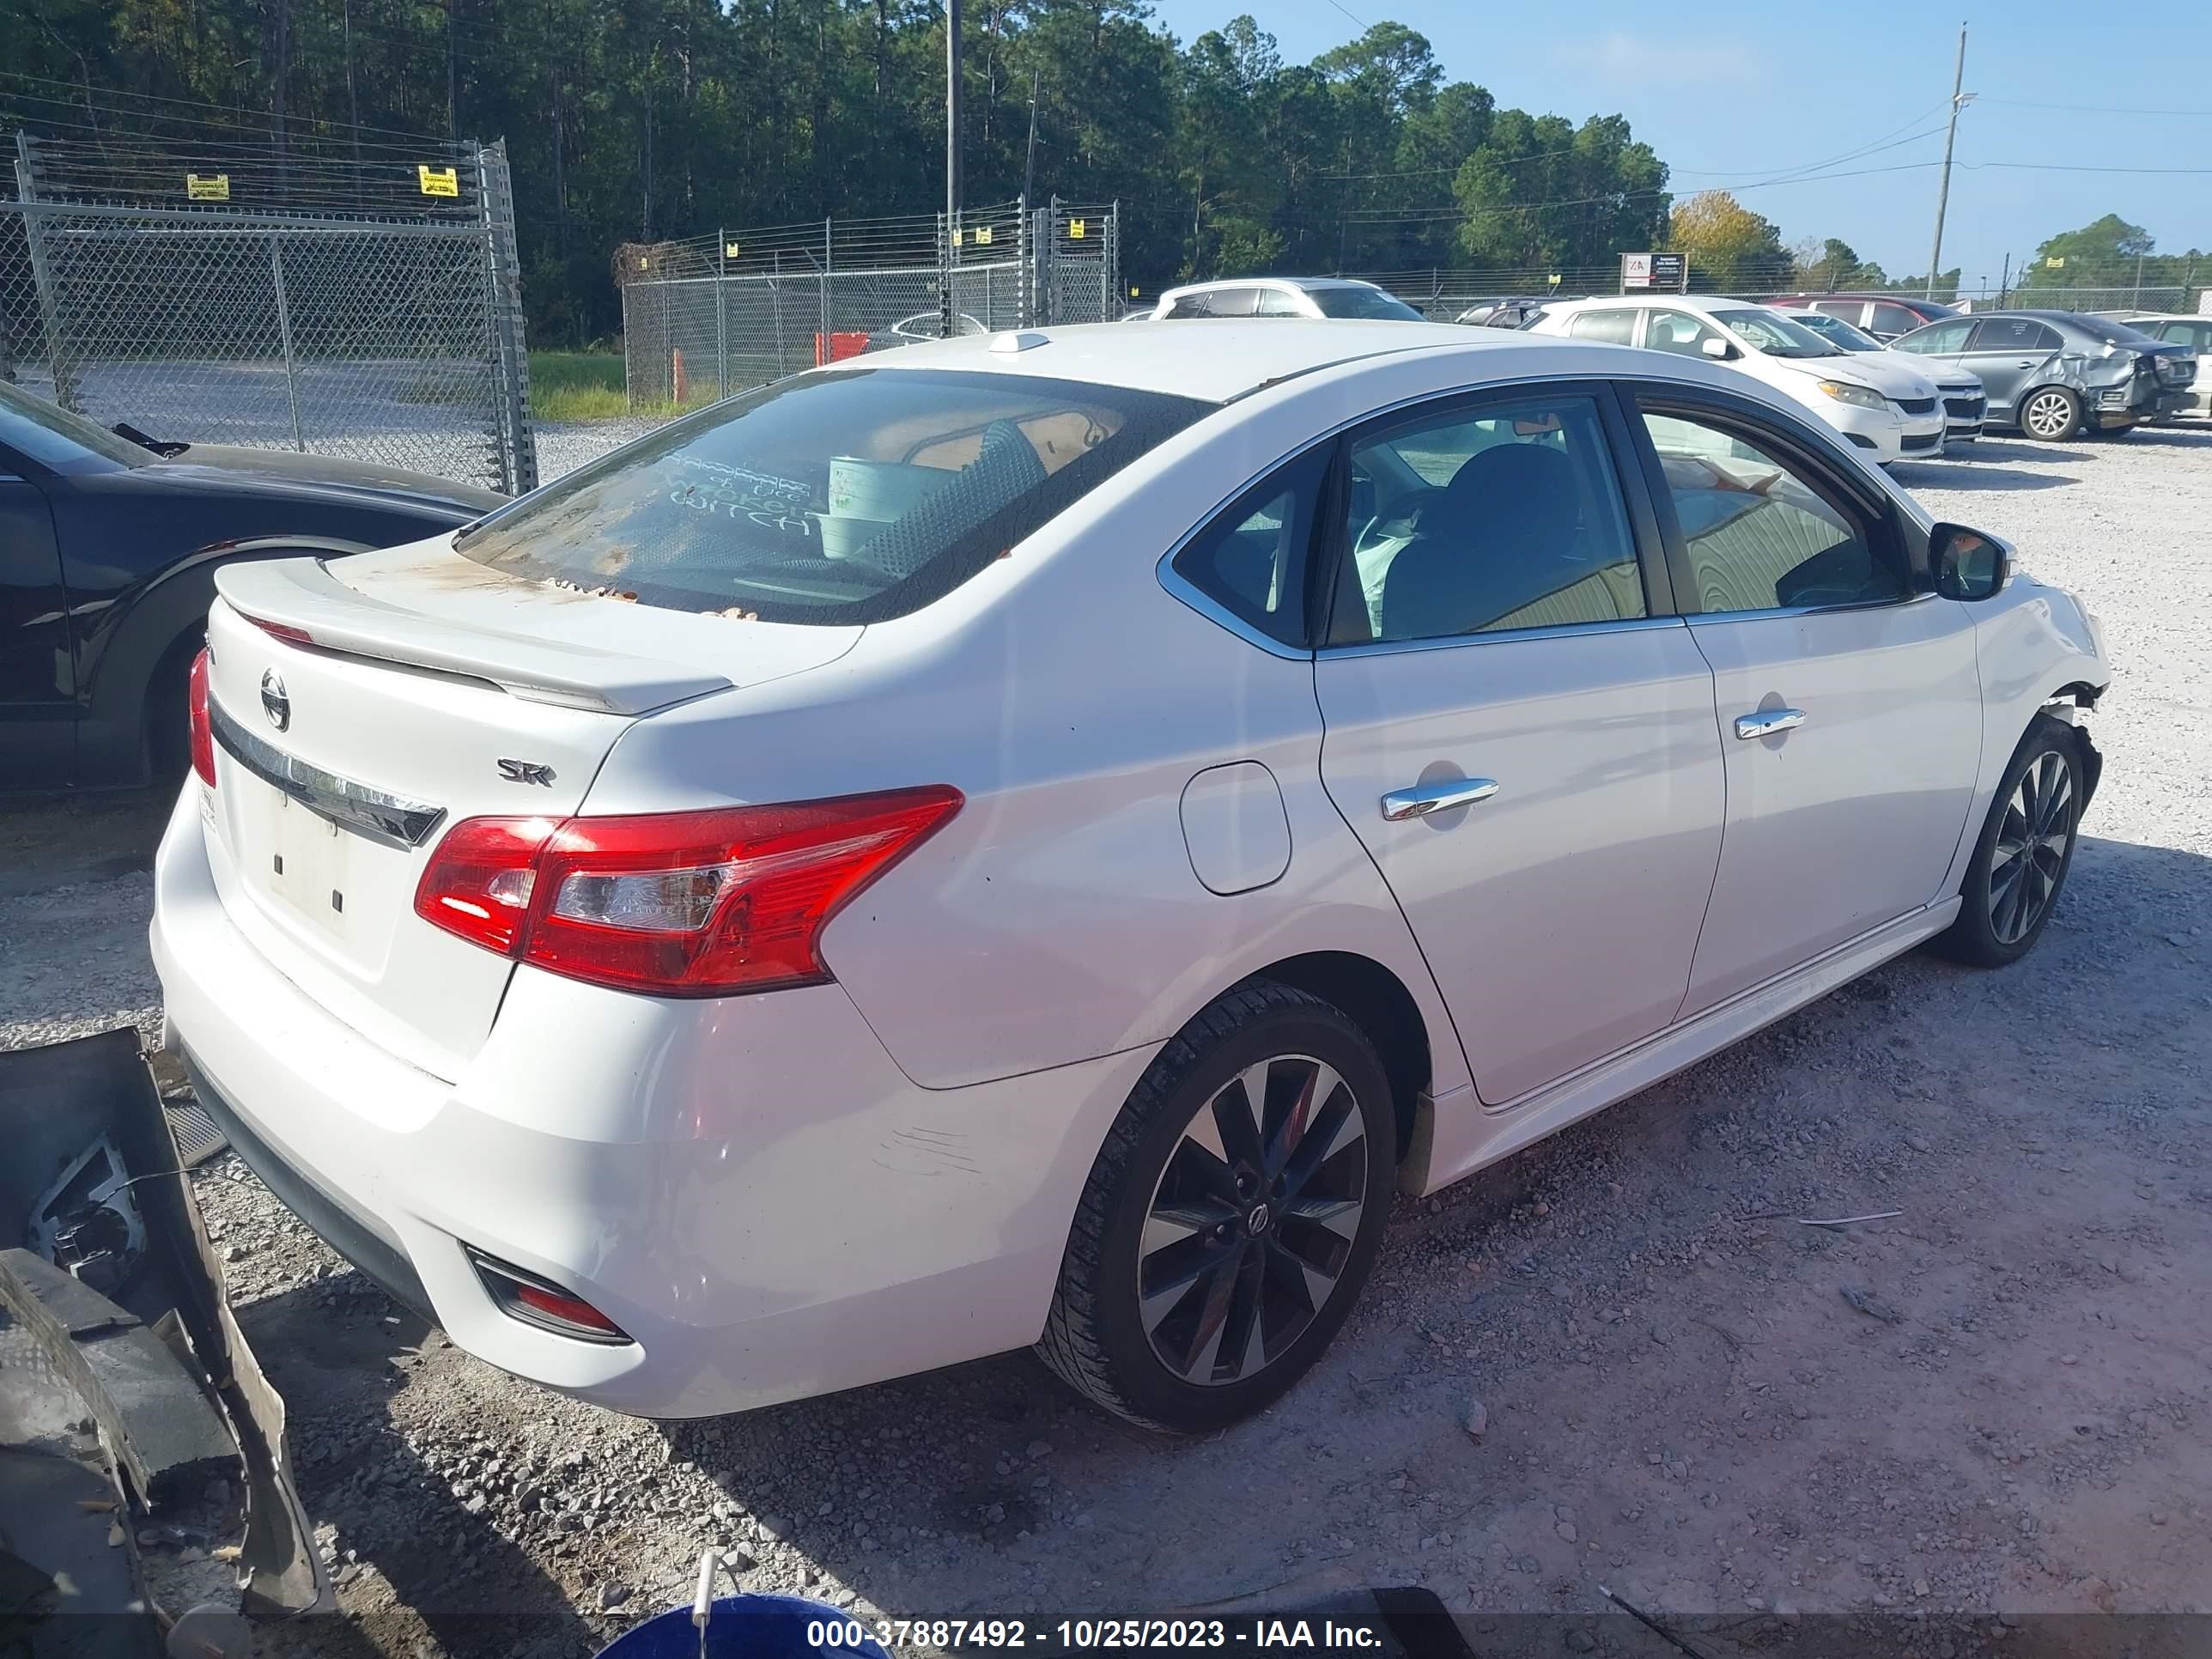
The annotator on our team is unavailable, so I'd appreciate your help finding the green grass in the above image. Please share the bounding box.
[529,349,631,422]
[528,349,732,422]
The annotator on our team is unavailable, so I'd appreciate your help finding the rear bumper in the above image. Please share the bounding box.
[150,785,1152,1417]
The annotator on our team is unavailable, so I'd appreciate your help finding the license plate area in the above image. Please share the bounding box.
[225,771,419,971]
[263,791,355,934]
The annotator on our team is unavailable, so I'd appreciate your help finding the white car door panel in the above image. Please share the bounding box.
[1317,625,1725,1103]
[1631,398,1983,1014]
[1312,386,1725,1107]
[1685,599,1982,1009]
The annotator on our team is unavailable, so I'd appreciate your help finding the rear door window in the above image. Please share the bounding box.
[1966,318,2063,353]
[1894,319,1973,355]
[1170,288,1260,319]
[1334,392,1646,643]
[1566,309,1638,344]
[455,368,1208,623]
[1869,302,1926,336]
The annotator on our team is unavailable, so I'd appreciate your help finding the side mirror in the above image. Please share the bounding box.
[1699,336,1733,361]
[1929,523,2014,601]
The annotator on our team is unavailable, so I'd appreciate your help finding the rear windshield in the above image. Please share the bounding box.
[2065,313,2154,344]
[1309,287,1425,321]
[455,368,1210,623]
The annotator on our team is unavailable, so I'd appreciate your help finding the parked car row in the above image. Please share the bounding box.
[1520,295,1951,465]
[1124,276,2199,455]
[1882,310,2199,438]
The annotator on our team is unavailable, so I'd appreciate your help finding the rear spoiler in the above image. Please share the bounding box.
[213,556,732,716]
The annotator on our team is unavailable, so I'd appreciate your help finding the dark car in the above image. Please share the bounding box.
[1888,310,2198,441]
[1454,295,1551,329]
[1,384,505,789]
[1760,292,1959,341]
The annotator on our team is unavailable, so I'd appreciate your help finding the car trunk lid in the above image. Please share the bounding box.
[199,547,862,1079]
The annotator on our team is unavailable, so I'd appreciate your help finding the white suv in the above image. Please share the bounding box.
[1154,276,1425,321]
[1528,295,1948,465]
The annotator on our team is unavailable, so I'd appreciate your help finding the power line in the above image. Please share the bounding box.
[1673,101,1950,181]
[1978,96,2212,118]
[1319,0,1370,32]
[0,69,452,144]
[1963,159,2212,175]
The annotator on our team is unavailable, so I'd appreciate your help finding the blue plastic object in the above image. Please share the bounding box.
[594,1592,890,1659]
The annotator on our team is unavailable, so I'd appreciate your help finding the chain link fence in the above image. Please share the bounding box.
[619,199,1119,410]
[2,132,535,491]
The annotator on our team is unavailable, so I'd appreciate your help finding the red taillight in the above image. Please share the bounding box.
[413,815,559,954]
[186,647,216,787]
[412,787,963,997]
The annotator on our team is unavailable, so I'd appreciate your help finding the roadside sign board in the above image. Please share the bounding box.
[185,174,230,202]
[1621,252,1687,291]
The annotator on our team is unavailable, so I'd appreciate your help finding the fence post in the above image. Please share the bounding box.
[715,226,728,398]
[13,133,76,410]
[1017,201,1030,327]
[268,235,307,451]
[1040,197,1059,327]
[1105,201,1118,321]
[477,141,538,493]
[822,217,832,366]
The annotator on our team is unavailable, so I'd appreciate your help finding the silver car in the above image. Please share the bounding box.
[1890,309,2197,439]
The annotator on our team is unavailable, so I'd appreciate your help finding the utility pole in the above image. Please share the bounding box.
[1021,67,1041,214]
[1925,22,1971,301]
[941,0,963,339]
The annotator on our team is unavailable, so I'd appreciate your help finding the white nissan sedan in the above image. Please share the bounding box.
[153,321,2109,1431]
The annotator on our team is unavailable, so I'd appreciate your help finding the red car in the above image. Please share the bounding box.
[1761,293,1959,341]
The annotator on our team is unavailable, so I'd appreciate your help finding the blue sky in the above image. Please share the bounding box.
[1142,0,2212,287]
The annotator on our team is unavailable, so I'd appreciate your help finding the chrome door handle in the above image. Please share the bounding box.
[1380,777,1499,820]
[1735,708,1807,739]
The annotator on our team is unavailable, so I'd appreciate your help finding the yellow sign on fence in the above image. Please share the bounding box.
[1069,218,1086,240]
[726,242,742,259]
[975,225,993,246]
[185,173,230,202]
[417,164,460,198]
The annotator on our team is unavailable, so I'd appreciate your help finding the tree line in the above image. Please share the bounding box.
[6,0,2198,342]
[8,0,1679,338]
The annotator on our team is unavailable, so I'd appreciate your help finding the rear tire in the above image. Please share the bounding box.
[1036,982,1395,1432]
[143,636,200,787]
[1933,718,2083,968]
[2019,386,2083,441]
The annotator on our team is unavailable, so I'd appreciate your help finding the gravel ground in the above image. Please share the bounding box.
[4,427,2209,1656]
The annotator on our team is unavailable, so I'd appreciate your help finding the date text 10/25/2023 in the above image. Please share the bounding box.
[806,1618,1393,1652]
